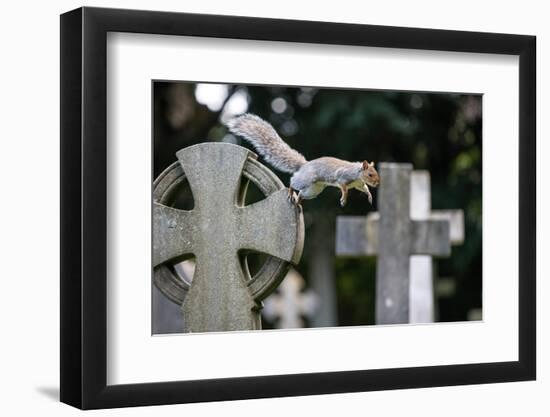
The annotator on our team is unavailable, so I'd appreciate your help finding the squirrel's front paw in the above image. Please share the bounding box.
[367,193,373,205]
[339,197,347,207]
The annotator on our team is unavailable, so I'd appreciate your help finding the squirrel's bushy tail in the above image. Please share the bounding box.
[226,113,307,174]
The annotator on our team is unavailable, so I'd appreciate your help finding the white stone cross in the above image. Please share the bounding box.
[335,163,464,324]
[408,171,464,322]
[262,269,319,328]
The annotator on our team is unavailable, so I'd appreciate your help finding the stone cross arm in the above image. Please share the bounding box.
[364,212,458,257]
[153,188,300,267]
[336,211,464,257]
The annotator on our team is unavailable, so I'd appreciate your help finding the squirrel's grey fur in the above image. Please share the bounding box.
[225,113,307,174]
[226,113,380,206]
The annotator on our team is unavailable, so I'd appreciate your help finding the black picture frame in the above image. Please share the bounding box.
[60,6,536,410]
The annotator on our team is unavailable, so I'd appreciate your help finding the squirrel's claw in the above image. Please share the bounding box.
[288,187,301,206]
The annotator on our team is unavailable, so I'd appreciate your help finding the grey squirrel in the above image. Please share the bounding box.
[226,113,380,206]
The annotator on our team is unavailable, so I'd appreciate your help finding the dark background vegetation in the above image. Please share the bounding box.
[153,81,482,326]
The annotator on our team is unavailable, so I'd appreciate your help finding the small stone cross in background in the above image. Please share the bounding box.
[263,268,319,328]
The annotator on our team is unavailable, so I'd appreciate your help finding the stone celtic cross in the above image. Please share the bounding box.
[336,163,464,325]
[153,143,304,333]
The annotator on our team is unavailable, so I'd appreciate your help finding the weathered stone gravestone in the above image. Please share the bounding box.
[153,143,304,333]
[262,268,319,328]
[336,163,464,325]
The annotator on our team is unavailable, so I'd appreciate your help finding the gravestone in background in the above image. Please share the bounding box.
[407,171,464,322]
[263,268,319,328]
[336,164,464,325]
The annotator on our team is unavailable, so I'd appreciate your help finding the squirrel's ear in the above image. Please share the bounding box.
[370,161,375,167]
[362,160,369,170]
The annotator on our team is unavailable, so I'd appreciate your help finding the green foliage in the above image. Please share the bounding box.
[335,258,376,326]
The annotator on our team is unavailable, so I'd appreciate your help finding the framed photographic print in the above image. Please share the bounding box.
[60,6,536,409]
